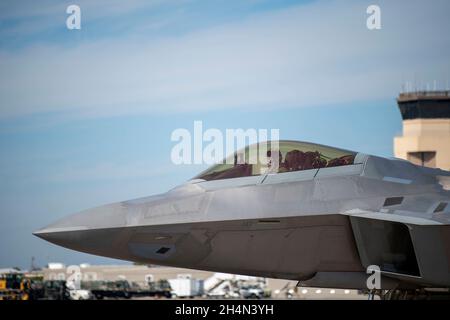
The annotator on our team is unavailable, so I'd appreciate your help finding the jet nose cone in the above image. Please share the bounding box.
[32,225,88,242]
[33,202,129,258]
[36,202,128,234]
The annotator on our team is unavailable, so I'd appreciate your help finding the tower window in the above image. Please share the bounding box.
[407,151,436,167]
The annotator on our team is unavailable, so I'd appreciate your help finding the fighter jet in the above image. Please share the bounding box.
[34,140,450,293]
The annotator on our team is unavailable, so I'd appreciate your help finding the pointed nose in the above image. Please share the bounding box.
[33,202,130,259]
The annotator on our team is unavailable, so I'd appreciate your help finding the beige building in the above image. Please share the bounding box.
[394,91,450,170]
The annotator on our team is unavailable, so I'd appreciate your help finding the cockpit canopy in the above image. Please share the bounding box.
[194,140,356,181]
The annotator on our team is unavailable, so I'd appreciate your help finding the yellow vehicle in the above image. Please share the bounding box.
[0,273,30,300]
[0,279,6,290]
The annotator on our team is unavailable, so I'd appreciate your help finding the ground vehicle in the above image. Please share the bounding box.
[84,280,132,299]
[169,278,204,298]
[239,285,265,299]
[0,273,78,300]
[41,280,71,300]
[0,272,30,300]
[129,280,172,298]
[68,289,92,300]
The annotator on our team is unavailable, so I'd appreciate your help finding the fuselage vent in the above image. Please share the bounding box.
[383,197,404,207]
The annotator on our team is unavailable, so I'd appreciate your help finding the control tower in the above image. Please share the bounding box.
[394,90,450,170]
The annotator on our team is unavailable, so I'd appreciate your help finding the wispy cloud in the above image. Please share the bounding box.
[1,0,449,120]
[0,159,188,190]
[47,161,176,183]
[0,0,174,36]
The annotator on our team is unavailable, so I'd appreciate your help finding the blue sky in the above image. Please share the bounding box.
[1,0,450,269]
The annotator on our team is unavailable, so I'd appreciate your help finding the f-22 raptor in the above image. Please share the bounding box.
[35,140,450,295]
